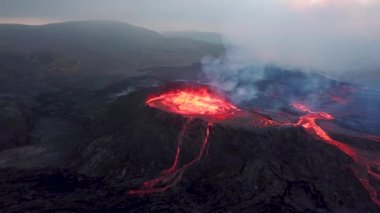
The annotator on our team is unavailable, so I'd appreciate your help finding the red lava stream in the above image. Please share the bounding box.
[292,102,380,206]
[128,87,239,195]
[128,86,380,207]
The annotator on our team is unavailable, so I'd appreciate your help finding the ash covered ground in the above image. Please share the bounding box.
[0,21,380,212]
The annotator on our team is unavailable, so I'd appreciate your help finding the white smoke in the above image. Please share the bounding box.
[202,48,265,103]
[202,0,380,92]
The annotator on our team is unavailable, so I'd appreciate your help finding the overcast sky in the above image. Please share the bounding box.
[1,0,379,81]
[0,0,236,31]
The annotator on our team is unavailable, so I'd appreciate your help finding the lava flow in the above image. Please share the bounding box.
[129,84,380,206]
[129,86,240,195]
[146,86,240,120]
[292,102,380,206]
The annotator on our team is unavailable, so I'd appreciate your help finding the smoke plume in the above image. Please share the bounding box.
[202,0,380,98]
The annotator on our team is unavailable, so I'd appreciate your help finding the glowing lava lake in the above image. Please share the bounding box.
[145,86,241,120]
[129,85,241,195]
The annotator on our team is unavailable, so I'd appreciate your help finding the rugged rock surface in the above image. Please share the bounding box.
[1,87,379,212]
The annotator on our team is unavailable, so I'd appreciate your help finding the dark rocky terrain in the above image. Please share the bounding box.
[0,20,223,92]
[0,21,380,212]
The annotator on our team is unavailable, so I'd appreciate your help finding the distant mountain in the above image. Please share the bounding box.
[0,21,223,90]
[162,30,223,44]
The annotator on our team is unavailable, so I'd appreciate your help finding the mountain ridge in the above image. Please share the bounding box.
[0,20,224,91]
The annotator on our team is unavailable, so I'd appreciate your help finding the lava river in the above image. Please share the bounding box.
[129,86,380,207]
[292,103,380,206]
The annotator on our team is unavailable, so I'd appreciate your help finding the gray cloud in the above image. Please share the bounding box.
[201,0,380,103]
[221,0,380,74]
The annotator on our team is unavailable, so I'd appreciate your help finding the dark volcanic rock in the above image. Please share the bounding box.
[1,87,379,212]
[0,21,379,211]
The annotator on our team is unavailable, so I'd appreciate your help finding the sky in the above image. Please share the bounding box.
[0,0,233,31]
[221,0,380,74]
[1,0,379,84]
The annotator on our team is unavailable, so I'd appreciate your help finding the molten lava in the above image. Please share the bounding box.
[129,86,240,195]
[146,87,240,120]
[129,85,380,207]
[292,102,380,206]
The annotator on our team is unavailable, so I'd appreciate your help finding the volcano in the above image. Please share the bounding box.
[129,85,240,194]
[127,81,380,210]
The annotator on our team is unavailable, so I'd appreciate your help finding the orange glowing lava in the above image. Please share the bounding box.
[130,87,380,207]
[293,102,380,206]
[129,86,238,195]
[146,87,240,120]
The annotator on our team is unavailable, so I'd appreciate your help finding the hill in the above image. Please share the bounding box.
[162,30,223,44]
[0,20,223,90]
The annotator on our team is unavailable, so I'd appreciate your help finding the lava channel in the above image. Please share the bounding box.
[292,102,380,206]
[129,86,240,195]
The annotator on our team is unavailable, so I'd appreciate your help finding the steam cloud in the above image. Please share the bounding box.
[202,0,380,99]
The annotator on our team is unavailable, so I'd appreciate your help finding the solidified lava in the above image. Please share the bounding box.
[129,86,240,195]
